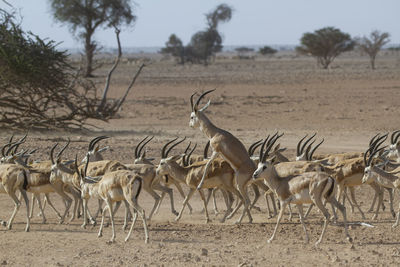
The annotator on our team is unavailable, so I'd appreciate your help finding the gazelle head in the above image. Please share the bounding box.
[362,145,384,184]
[133,136,155,164]
[189,89,215,128]
[81,136,109,163]
[386,130,400,160]
[49,140,75,182]
[0,134,28,163]
[156,137,185,176]
[252,134,280,180]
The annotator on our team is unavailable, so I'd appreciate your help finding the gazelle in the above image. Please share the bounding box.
[189,89,255,223]
[49,141,129,228]
[252,137,352,246]
[156,138,243,223]
[362,145,400,228]
[0,163,30,231]
[129,136,191,217]
[76,155,149,243]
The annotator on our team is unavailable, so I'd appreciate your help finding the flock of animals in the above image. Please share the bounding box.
[1,90,400,247]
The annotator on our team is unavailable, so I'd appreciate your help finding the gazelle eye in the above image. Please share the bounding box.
[262,166,267,170]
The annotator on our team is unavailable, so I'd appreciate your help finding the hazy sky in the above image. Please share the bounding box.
[5,0,400,49]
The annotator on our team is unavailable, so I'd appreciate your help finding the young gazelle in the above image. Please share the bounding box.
[252,137,352,246]
[76,155,149,244]
[189,89,255,223]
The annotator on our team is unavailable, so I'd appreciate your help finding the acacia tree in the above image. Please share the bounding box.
[0,5,144,129]
[296,27,355,69]
[161,3,233,65]
[160,34,185,64]
[356,30,390,70]
[49,0,136,77]
[190,3,232,65]
[259,46,277,56]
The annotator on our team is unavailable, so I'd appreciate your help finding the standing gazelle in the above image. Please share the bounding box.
[189,89,255,223]
[76,154,149,244]
[252,137,352,246]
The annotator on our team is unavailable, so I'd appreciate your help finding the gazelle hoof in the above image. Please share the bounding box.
[1,221,7,227]
[106,240,115,244]
[392,223,398,229]
[25,226,30,232]
[267,239,273,244]
[81,224,87,229]
[172,211,179,216]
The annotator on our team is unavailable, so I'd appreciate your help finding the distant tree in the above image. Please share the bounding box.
[259,46,277,55]
[356,30,390,70]
[160,34,185,64]
[296,27,355,69]
[189,3,233,65]
[235,46,254,59]
[49,0,136,77]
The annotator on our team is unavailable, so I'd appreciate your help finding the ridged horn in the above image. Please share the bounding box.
[161,137,179,158]
[50,143,59,165]
[194,89,215,112]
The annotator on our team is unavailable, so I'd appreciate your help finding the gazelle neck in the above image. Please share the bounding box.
[263,165,282,191]
[197,112,220,139]
[167,162,189,183]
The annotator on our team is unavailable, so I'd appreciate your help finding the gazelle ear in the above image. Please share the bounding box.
[269,155,277,164]
[198,100,211,112]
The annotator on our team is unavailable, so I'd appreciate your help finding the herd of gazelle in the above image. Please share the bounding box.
[1,90,400,246]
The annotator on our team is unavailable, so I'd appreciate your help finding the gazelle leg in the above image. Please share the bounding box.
[198,189,210,223]
[44,193,62,220]
[144,189,161,222]
[98,205,108,238]
[172,180,193,214]
[392,192,400,228]
[297,204,309,243]
[19,190,30,232]
[328,197,352,243]
[153,182,178,216]
[268,201,288,243]
[104,198,115,243]
[175,188,196,221]
[347,187,365,219]
[212,188,219,215]
[5,190,21,230]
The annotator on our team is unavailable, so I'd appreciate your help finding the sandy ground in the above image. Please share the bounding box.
[1,52,400,266]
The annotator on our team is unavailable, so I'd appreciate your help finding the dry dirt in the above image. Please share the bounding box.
[1,52,400,266]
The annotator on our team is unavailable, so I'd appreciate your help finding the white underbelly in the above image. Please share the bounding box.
[290,189,312,204]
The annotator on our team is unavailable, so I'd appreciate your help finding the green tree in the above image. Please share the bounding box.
[259,46,277,55]
[160,34,185,64]
[296,27,355,69]
[49,0,136,77]
[356,30,390,70]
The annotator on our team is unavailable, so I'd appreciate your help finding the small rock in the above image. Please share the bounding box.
[1,260,7,265]
[201,248,208,256]
[195,256,201,262]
